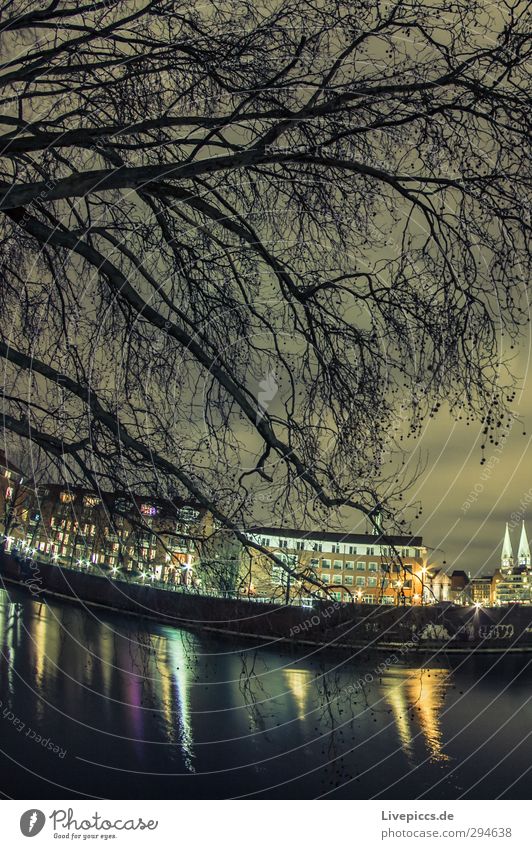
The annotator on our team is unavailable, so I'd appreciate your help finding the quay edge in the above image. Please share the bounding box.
[2,550,532,654]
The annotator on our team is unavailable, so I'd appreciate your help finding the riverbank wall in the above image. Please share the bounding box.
[2,550,532,653]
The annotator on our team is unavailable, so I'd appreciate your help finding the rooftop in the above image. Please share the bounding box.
[248,526,423,547]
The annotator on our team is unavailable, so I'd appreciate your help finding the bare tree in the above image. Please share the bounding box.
[0,0,529,588]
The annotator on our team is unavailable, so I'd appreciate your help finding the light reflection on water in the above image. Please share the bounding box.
[0,586,530,799]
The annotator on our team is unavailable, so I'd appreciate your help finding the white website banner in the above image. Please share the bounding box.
[1,800,528,848]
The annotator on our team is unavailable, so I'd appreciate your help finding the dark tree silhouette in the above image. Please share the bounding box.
[0,0,529,586]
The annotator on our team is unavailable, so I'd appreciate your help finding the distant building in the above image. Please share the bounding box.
[242,527,428,605]
[470,575,492,605]
[0,450,28,541]
[450,570,470,604]
[9,483,211,587]
[0,472,438,606]
[428,569,452,602]
[496,521,531,605]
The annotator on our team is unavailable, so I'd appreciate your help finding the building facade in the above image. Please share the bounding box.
[0,451,27,542]
[0,470,441,606]
[496,521,531,605]
[470,576,492,605]
[242,527,429,605]
[8,483,210,587]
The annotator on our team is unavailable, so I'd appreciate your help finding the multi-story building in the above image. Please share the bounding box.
[242,527,428,605]
[470,576,492,605]
[496,522,531,605]
[0,471,441,607]
[15,483,210,587]
[0,450,27,541]
[427,569,452,602]
[449,570,471,604]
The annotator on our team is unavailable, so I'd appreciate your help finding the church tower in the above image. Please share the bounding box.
[517,521,530,567]
[501,522,514,571]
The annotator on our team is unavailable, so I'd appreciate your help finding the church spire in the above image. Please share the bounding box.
[501,522,514,569]
[518,521,530,567]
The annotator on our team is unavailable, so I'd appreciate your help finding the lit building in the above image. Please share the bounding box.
[0,451,27,542]
[449,570,470,604]
[495,521,531,605]
[241,527,429,605]
[428,569,452,602]
[13,484,210,587]
[470,576,493,605]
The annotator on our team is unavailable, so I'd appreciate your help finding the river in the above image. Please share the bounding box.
[0,586,530,799]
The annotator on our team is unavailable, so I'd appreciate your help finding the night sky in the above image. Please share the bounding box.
[411,341,532,577]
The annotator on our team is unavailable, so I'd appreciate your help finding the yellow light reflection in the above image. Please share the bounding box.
[407,669,449,763]
[283,667,312,721]
[385,668,450,763]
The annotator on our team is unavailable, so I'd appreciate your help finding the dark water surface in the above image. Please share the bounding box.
[0,586,530,799]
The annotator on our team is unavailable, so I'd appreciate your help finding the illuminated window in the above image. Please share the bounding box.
[141,504,158,516]
[5,487,13,499]
[60,492,74,504]
[83,495,101,507]
[177,506,200,522]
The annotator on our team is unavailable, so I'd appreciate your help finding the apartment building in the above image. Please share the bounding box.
[243,527,428,605]
[17,484,209,586]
